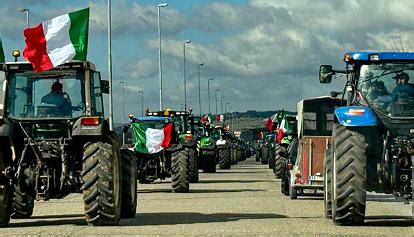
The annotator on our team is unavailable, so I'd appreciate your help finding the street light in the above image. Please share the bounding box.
[118,81,125,124]
[138,90,144,116]
[157,3,168,110]
[183,40,191,110]
[18,8,29,28]
[108,0,114,130]
[225,102,229,114]
[215,89,220,115]
[197,63,204,115]
[221,96,225,114]
[208,78,213,114]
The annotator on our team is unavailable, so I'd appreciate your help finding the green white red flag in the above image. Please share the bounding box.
[23,8,89,72]
[131,122,173,154]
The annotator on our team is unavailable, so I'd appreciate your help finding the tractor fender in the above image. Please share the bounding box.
[166,143,183,153]
[181,137,197,148]
[72,117,109,136]
[216,141,230,149]
[334,106,378,127]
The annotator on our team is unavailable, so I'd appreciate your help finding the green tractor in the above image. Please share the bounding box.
[0,60,137,227]
[198,123,217,173]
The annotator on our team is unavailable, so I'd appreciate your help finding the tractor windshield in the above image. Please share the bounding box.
[6,70,85,119]
[357,63,414,117]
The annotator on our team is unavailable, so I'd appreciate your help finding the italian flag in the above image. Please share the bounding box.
[131,123,173,154]
[23,8,89,72]
[0,37,4,63]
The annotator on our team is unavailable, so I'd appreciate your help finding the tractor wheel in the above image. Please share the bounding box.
[231,148,237,165]
[324,148,333,219]
[120,149,137,218]
[289,184,297,199]
[0,182,10,227]
[202,151,216,173]
[218,148,231,169]
[260,146,268,164]
[171,149,190,193]
[255,148,260,162]
[268,148,275,169]
[332,123,369,226]
[82,140,121,226]
[11,168,35,219]
[274,146,285,178]
[188,148,199,183]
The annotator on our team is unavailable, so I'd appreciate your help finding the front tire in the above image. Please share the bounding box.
[82,140,121,226]
[171,149,190,193]
[218,148,231,169]
[274,146,285,178]
[120,149,137,218]
[188,148,199,183]
[11,168,35,219]
[324,148,333,219]
[332,124,368,225]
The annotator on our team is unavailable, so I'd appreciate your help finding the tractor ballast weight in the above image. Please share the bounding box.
[319,52,413,225]
[0,61,137,227]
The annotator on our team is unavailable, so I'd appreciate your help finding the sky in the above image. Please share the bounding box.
[1,0,414,122]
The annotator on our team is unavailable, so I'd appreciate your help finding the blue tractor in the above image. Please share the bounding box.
[319,52,413,225]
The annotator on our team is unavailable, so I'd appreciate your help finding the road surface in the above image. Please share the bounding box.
[2,158,413,236]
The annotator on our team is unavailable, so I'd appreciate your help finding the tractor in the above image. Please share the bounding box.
[0,60,137,227]
[198,122,217,173]
[129,109,193,192]
[320,52,413,225]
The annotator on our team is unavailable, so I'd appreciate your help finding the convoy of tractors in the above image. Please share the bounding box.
[0,51,412,228]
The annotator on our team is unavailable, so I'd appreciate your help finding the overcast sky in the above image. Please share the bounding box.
[1,0,413,122]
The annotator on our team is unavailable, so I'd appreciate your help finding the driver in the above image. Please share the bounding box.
[390,72,414,101]
[41,81,74,116]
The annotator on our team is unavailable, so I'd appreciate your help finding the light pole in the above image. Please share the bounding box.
[225,102,229,114]
[208,78,213,114]
[157,3,168,110]
[197,63,204,115]
[215,89,220,115]
[118,81,125,124]
[107,0,114,130]
[138,90,144,116]
[183,40,191,110]
[18,8,29,28]
[221,96,225,114]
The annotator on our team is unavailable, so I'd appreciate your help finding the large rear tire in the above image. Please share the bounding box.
[202,151,216,173]
[260,145,268,164]
[268,147,275,170]
[120,149,137,218]
[11,167,35,219]
[332,124,368,226]
[171,149,190,193]
[82,140,121,226]
[188,148,199,183]
[218,148,231,169]
[324,148,333,219]
[274,146,285,178]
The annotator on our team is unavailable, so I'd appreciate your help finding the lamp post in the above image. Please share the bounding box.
[107,0,114,130]
[138,90,144,116]
[221,96,225,114]
[183,40,191,110]
[118,81,125,124]
[197,63,204,115]
[215,89,220,115]
[157,3,168,110]
[225,102,229,114]
[18,8,29,28]
[208,78,213,114]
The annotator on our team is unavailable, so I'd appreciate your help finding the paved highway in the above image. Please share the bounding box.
[2,158,413,236]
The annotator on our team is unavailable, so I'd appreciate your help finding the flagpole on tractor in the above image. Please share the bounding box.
[108,0,114,131]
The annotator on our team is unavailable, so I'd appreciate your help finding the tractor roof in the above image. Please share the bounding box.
[132,116,172,122]
[344,52,414,63]
[1,60,96,71]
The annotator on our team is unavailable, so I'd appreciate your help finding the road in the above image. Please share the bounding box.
[2,158,413,236]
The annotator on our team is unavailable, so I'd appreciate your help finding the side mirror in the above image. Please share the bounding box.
[319,65,334,84]
[100,80,110,94]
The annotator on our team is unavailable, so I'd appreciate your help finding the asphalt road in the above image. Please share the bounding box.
[2,158,413,236]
